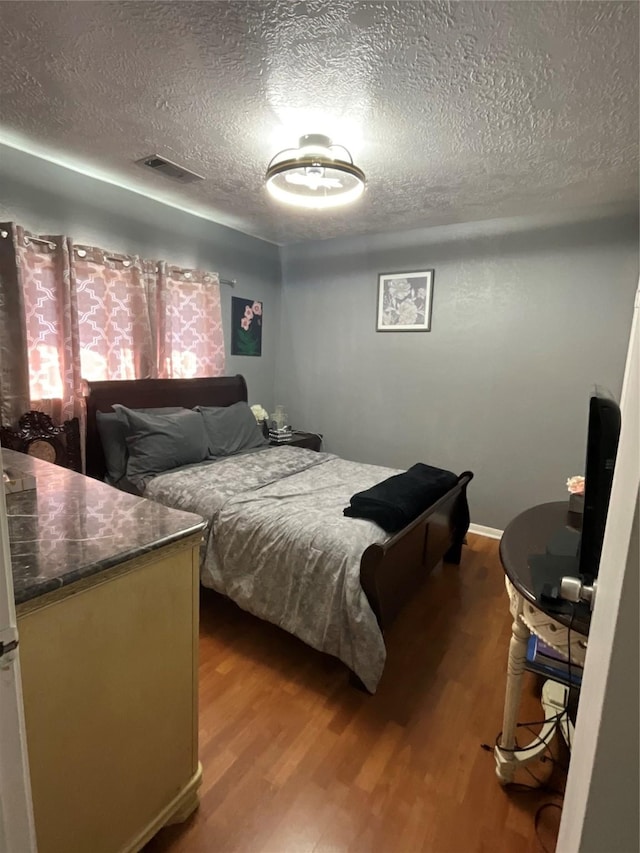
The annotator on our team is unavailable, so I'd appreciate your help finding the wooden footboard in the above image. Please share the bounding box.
[359,472,473,629]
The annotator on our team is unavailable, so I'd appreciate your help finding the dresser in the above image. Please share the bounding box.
[5,450,206,853]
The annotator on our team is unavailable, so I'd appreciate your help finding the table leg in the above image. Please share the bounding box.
[495,595,530,784]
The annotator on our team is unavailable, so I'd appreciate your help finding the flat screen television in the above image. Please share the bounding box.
[578,388,621,581]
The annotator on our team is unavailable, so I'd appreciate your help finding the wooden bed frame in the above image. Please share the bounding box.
[84,376,473,671]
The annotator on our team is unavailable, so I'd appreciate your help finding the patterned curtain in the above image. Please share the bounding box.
[0,224,30,425]
[0,222,226,443]
[72,246,156,382]
[0,224,83,426]
[156,263,225,379]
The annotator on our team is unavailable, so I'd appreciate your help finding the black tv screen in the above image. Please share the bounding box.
[578,389,621,581]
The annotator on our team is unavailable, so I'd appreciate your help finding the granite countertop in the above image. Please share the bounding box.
[2,449,206,605]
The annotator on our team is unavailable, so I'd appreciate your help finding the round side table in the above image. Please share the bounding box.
[494,502,590,784]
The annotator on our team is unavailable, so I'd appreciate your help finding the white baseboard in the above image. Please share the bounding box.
[469,523,504,540]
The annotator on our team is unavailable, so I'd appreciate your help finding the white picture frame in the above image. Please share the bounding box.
[376,269,434,332]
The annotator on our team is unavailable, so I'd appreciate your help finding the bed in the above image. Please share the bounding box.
[85,375,473,691]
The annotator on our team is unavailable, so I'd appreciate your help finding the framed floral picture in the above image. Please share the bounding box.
[231,296,262,356]
[376,270,434,332]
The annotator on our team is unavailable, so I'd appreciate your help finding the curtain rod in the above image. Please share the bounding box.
[2,231,237,286]
[22,234,58,250]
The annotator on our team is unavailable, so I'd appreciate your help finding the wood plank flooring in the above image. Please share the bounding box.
[145,534,565,853]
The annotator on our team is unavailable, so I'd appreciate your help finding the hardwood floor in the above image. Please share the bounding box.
[145,534,566,853]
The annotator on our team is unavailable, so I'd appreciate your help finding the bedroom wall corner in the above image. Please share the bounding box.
[275,209,639,530]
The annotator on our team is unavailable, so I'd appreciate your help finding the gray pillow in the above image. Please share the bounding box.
[197,402,269,457]
[96,407,185,484]
[96,411,129,484]
[113,405,209,487]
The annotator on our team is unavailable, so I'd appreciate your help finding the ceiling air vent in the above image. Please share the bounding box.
[137,154,204,184]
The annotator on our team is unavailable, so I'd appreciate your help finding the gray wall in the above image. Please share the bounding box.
[0,144,281,410]
[277,213,639,529]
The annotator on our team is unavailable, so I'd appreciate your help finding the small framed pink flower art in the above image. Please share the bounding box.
[376,270,434,332]
[231,296,262,356]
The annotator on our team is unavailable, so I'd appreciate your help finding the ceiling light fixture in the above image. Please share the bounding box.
[265,134,365,210]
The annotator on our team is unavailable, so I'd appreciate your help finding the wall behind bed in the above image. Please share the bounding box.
[0,143,281,411]
[276,209,639,530]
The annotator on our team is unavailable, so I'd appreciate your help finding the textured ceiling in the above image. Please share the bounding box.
[0,0,638,245]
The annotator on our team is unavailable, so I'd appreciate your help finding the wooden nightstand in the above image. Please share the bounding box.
[271,431,322,451]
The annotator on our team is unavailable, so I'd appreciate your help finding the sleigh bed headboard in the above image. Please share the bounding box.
[84,375,248,481]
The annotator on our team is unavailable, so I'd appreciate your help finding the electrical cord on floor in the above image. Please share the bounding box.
[521,724,570,774]
[480,712,566,757]
[481,734,565,849]
[534,802,563,853]
[522,688,571,853]
[480,729,566,797]
[480,608,580,850]
[523,765,564,796]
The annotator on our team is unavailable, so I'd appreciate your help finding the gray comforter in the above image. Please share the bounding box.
[145,446,401,691]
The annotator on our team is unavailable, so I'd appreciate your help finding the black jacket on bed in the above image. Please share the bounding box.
[343,463,466,535]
